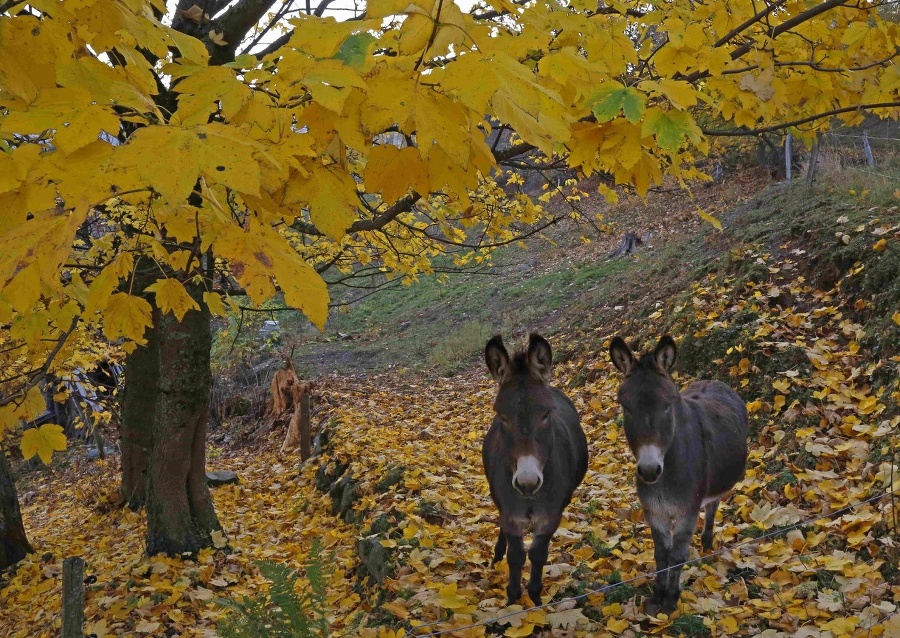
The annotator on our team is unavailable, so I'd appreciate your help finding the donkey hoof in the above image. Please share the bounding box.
[644,600,662,617]
[527,589,543,606]
[506,587,522,607]
[701,534,714,552]
[661,597,679,615]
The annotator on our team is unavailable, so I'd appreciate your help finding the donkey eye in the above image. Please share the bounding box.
[542,411,551,422]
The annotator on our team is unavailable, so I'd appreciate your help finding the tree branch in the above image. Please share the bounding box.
[712,0,788,48]
[702,101,900,136]
[682,0,856,84]
[0,316,80,408]
[208,0,283,64]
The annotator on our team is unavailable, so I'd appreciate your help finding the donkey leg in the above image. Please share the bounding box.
[646,525,672,616]
[504,534,526,606]
[492,530,507,565]
[662,512,701,613]
[701,500,720,552]
[526,534,551,606]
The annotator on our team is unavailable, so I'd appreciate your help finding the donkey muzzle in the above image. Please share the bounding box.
[636,445,664,484]
[512,455,544,496]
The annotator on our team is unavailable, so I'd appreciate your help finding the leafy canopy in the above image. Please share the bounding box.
[0,0,898,454]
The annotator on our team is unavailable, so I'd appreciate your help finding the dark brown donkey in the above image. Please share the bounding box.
[483,334,588,606]
[609,335,748,615]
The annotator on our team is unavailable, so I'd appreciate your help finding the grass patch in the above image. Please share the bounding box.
[670,614,712,637]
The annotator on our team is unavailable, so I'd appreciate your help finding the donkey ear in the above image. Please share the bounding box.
[654,335,677,371]
[527,333,553,383]
[609,336,635,374]
[485,335,511,383]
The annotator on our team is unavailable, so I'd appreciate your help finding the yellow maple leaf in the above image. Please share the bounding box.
[146,278,200,321]
[103,292,153,343]
[718,616,739,633]
[698,208,723,231]
[203,292,228,317]
[20,423,67,465]
[505,623,535,637]
[606,617,629,633]
[821,616,859,634]
[436,583,469,610]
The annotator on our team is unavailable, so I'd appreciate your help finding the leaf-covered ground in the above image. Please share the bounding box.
[3,180,900,638]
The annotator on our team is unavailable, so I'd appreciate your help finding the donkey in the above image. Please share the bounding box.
[609,335,748,615]
[483,334,588,606]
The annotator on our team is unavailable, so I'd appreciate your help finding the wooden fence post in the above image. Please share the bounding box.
[862,130,876,167]
[785,133,792,182]
[299,393,311,461]
[806,134,821,188]
[62,556,84,638]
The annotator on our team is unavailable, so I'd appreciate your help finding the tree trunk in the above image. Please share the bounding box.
[120,320,158,510]
[120,259,159,509]
[0,451,32,570]
[145,279,221,556]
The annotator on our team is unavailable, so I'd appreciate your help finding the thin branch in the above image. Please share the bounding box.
[682,0,856,83]
[241,0,298,55]
[721,49,900,75]
[713,0,788,48]
[0,0,28,13]
[703,101,900,136]
[0,316,80,408]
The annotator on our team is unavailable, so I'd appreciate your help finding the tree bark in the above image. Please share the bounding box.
[0,451,32,570]
[120,325,158,510]
[120,259,160,510]
[145,279,221,556]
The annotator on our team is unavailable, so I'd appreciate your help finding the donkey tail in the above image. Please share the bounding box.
[491,530,507,565]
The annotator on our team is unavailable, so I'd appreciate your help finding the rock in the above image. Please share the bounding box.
[356,537,393,585]
[329,472,359,523]
[315,459,348,493]
[206,470,239,486]
[86,446,118,460]
[376,465,405,493]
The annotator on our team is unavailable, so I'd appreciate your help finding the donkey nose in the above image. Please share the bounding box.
[637,462,662,484]
[513,474,543,495]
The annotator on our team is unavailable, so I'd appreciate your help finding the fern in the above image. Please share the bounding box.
[217,540,329,638]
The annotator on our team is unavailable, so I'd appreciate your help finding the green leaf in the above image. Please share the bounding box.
[641,107,702,152]
[21,424,67,465]
[333,32,375,68]
[590,82,645,124]
[226,54,258,69]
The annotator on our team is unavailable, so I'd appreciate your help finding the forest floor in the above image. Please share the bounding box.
[3,157,900,638]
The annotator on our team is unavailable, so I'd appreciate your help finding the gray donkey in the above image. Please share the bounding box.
[483,334,588,606]
[609,335,748,615]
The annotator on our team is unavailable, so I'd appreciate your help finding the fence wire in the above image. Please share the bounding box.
[405,488,898,637]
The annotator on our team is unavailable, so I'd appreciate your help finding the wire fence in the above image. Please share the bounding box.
[405,487,899,637]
